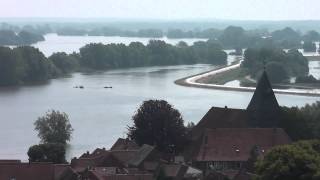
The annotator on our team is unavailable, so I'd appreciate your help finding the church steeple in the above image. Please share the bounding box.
[247,71,281,128]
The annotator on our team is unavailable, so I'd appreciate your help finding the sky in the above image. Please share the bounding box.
[1,0,320,20]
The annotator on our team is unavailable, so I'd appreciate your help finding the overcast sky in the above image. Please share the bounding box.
[1,0,320,20]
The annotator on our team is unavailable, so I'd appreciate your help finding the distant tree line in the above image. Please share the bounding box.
[79,40,227,69]
[242,48,309,83]
[0,30,44,45]
[0,46,81,86]
[54,26,320,51]
[2,22,320,51]
[0,40,227,86]
[296,75,320,84]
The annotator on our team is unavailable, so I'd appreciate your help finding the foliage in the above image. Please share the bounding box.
[219,26,247,48]
[303,41,317,52]
[0,46,60,85]
[0,29,44,45]
[255,140,320,180]
[303,30,320,42]
[265,62,289,83]
[18,30,45,44]
[271,27,301,49]
[14,46,54,82]
[0,47,24,85]
[280,102,320,141]
[34,110,73,144]
[49,52,79,74]
[79,40,227,69]
[296,75,320,84]
[127,100,188,154]
[242,48,309,83]
[28,143,66,164]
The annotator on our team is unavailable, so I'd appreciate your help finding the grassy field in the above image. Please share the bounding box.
[196,67,249,85]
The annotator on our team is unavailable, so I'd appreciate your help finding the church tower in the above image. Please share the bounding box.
[247,71,281,127]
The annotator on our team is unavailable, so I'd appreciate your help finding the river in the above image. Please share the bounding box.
[0,35,319,161]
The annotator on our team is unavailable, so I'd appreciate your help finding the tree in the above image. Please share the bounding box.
[242,48,308,82]
[127,100,188,154]
[255,140,320,180]
[265,62,289,83]
[49,52,79,74]
[219,26,247,48]
[280,102,320,141]
[28,143,66,164]
[271,27,301,49]
[18,30,44,44]
[14,46,52,82]
[303,30,320,42]
[34,110,73,144]
[303,41,317,52]
[0,47,24,85]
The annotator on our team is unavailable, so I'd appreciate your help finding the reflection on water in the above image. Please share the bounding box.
[0,64,319,161]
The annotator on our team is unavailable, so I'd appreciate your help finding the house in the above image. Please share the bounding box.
[0,160,77,180]
[70,138,202,180]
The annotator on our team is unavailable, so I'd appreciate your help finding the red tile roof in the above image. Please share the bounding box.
[0,162,70,180]
[192,107,249,138]
[89,167,154,180]
[71,149,138,171]
[111,138,140,151]
[162,164,188,178]
[193,128,291,162]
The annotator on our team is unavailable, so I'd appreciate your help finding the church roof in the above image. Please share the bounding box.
[192,107,249,138]
[192,128,291,162]
[247,71,281,128]
[247,71,280,111]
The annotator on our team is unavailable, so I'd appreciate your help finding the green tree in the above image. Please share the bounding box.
[303,30,320,42]
[34,110,73,144]
[271,27,301,49]
[303,41,317,52]
[0,47,24,85]
[219,26,246,48]
[127,100,188,154]
[255,140,320,180]
[18,30,44,45]
[265,62,289,83]
[49,52,79,74]
[280,102,320,141]
[28,143,66,164]
[242,48,308,83]
[14,46,52,82]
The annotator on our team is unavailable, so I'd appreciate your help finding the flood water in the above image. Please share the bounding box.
[1,35,319,161]
[32,34,208,57]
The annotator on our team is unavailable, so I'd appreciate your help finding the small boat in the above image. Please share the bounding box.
[104,86,112,89]
[79,86,84,89]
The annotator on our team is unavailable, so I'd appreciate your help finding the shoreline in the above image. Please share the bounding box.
[175,61,320,97]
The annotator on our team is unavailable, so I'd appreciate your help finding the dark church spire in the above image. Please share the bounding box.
[247,71,281,128]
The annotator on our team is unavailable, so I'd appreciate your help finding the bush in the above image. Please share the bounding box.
[28,143,66,164]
